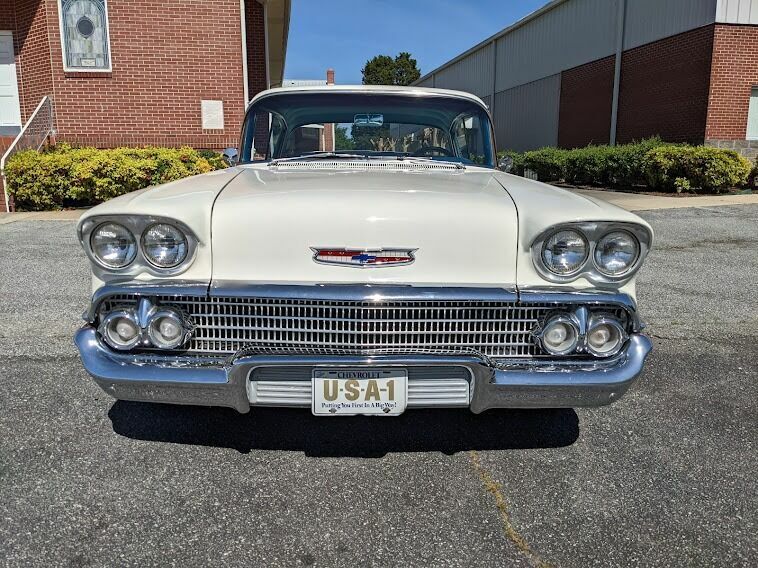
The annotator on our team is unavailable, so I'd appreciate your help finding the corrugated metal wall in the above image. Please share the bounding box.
[716,0,758,23]
[432,43,493,98]
[493,75,561,152]
[624,0,717,50]
[415,0,732,151]
[495,0,617,92]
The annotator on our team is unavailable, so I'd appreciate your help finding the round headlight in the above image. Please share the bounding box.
[90,222,137,268]
[141,223,188,268]
[594,231,639,276]
[541,230,588,275]
[100,310,141,350]
[586,315,627,357]
[538,314,579,356]
[147,309,188,349]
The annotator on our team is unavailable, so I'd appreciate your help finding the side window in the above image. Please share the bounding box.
[59,0,111,71]
[240,110,285,162]
[452,114,491,165]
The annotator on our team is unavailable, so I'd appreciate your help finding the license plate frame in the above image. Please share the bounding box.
[312,368,408,416]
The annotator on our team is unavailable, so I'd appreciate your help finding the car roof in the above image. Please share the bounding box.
[249,84,489,110]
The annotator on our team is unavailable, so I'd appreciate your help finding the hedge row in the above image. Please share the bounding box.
[500,139,754,193]
[5,145,226,211]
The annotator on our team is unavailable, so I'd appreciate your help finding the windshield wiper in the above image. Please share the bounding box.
[269,152,368,165]
[394,155,466,170]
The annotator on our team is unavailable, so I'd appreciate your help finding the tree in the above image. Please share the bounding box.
[362,52,421,86]
[393,52,421,86]
[334,125,355,151]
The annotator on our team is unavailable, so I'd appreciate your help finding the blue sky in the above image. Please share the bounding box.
[284,0,549,84]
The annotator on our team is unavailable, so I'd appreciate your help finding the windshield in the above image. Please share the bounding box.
[239,92,496,167]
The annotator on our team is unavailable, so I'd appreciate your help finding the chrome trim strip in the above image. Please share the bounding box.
[208,282,519,302]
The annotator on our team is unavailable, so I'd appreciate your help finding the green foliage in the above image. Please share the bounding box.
[502,138,750,193]
[393,52,421,86]
[497,150,525,176]
[362,52,421,86]
[5,144,225,211]
[521,147,570,182]
[334,125,355,151]
[644,145,752,192]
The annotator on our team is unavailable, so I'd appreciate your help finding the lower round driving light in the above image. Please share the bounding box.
[99,310,141,350]
[147,309,187,349]
[90,222,137,269]
[541,230,589,275]
[539,314,580,356]
[586,315,627,357]
[141,223,188,269]
[594,231,639,276]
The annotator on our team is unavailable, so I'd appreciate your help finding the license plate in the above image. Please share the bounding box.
[312,369,408,416]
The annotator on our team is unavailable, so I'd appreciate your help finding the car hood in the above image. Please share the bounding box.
[210,165,519,287]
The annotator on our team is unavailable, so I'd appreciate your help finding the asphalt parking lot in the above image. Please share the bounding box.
[1,204,756,567]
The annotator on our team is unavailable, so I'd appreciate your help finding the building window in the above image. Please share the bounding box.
[59,0,111,71]
[748,87,758,140]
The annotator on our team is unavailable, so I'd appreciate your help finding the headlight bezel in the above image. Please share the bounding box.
[532,222,651,284]
[79,215,199,276]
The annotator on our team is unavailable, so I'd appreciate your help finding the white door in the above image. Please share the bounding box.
[0,31,22,128]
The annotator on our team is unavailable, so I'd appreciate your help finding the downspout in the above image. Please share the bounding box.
[609,0,627,146]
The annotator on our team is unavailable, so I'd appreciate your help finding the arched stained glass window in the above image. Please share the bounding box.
[59,0,111,71]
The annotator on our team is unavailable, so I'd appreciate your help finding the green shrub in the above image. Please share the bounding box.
[497,150,525,176]
[522,147,569,182]
[644,145,752,193]
[5,144,226,210]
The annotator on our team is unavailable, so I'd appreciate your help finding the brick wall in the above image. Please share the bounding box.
[705,24,758,159]
[616,25,715,145]
[245,0,267,99]
[44,0,256,149]
[14,0,54,121]
[558,55,615,148]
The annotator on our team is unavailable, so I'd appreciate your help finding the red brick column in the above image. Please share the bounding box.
[324,69,335,151]
[705,24,758,159]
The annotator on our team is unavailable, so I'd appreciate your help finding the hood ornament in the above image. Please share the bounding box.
[311,247,417,268]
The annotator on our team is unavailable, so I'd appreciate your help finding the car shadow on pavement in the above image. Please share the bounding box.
[108,402,579,457]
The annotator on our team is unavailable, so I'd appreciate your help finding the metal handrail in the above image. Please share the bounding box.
[1,96,55,212]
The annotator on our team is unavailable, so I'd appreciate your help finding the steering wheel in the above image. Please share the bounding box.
[411,146,455,157]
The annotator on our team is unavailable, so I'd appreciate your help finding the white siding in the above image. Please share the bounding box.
[716,0,758,23]
[493,75,561,152]
[494,0,617,92]
[623,0,717,50]
[433,43,494,98]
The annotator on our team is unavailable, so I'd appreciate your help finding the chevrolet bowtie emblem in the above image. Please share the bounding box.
[311,248,417,268]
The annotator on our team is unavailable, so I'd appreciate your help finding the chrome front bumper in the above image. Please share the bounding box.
[75,327,652,413]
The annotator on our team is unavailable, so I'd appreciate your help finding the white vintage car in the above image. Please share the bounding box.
[75,85,653,416]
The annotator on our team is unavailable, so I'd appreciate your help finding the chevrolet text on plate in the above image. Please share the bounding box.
[74,85,653,417]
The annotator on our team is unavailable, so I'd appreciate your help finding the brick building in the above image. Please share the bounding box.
[0,0,290,211]
[414,0,758,157]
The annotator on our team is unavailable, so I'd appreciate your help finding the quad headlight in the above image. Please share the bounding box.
[80,216,196,274]
[141,223,189,268]
[533,223,650,283]
[593,231,639,276]
[541,230,588,275]
[90,222,137,268]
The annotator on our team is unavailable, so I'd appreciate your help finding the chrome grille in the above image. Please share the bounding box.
[100,295,627,358]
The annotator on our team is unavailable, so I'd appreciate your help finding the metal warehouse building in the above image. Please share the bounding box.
[415,0,758,157]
